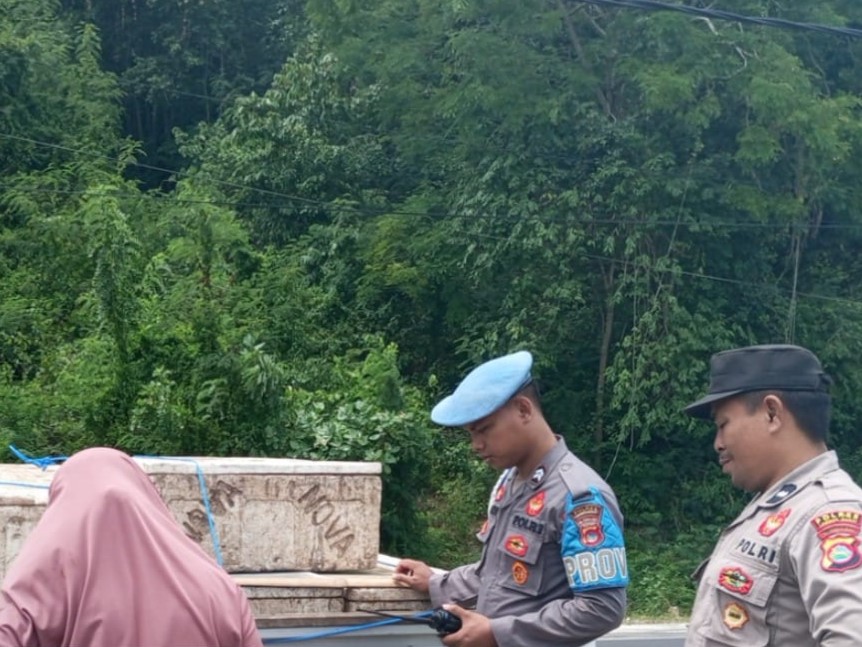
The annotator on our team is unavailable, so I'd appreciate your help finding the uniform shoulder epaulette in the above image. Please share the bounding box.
[556,455,594,498]
[820,469,862,504]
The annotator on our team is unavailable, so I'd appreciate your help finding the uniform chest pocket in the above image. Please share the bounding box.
[495,525,554,596]
[697,559,779,647]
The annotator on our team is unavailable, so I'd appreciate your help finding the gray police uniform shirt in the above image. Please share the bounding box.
[428,437,628,647]
[686,451,862,646]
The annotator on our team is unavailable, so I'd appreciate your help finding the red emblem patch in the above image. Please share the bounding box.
[495,484,506,502]
[759,509,791,537]
[571,503,604,547]
[718,566,754,595]
[505,534,529,557]
[723,602,749,630]
[526,491,546,517]
[812,510,862,573]
[512,561,529,585]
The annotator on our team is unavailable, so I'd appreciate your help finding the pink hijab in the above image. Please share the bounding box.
[0,448,263,647]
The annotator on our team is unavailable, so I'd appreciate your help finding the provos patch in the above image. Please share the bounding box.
[562,487,629,591]
[812,510,862,573]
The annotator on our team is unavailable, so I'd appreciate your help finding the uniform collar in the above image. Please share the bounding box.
[756,450,840,509]
[516,435,569,490]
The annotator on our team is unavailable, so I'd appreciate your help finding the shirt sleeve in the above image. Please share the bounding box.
[428,563,481,609]
[237,588,264,647]
[0,594,36,647]
[789,501,862,646]
[489,586,626,647]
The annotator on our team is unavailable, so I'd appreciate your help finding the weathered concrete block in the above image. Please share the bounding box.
[233,571,432,618]
[0,465,52,585]
[343,586,431,612]
[0,456,382,580]
[243,586,345,617]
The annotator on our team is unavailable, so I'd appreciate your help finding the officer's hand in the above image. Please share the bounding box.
[439,604,497,647]
[393,558,432,593]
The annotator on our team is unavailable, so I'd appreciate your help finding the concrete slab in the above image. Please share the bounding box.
[0,456,383,579]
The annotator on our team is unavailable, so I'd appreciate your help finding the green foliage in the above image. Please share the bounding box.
[626,526,719,618]
[421,428,498,567]
[176,39,393,245]
[6,0,862,619]
[60,0,305,182]
[281,339,435,555]
[0,335,116,453]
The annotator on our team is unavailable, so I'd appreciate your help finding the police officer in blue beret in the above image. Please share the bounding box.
[684,344,862,646]
[395,351,628,647]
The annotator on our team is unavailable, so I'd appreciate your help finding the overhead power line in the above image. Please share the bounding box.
[4,136,862,307]
[8,183,862,232]
[572,0,862,39]
[7,132,862,232]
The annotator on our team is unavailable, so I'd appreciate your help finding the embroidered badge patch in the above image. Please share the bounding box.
[530,465,546,485]
[765,483,797,505]
[723,602,749,630]
[526,491,546,517]
[812,510,862,573]
[505,534,529,557]
[759,509,791,537]
[718,566,754,595]
[571,503,605,547]
[495,483,507,502]
[512,561,529,585]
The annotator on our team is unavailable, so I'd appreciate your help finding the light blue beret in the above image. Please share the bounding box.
[431,350,534,426]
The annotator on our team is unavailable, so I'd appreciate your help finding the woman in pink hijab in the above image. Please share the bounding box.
[0,447,263,647]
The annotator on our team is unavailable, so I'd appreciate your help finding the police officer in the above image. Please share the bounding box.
[394,350,628,647]
[683,344,862,646]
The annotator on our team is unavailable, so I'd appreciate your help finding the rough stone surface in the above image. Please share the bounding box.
[242,587,345,616]
[343,586,431,612]
[0,457,382,580]
[233,570,433,617]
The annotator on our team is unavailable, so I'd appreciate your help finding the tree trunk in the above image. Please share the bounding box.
[594,262,616,469]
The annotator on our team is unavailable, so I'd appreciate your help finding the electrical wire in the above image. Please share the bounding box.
[572,0,862,39]
[6,182,862,232]
[4,129,862,306]
[5,133,856,232]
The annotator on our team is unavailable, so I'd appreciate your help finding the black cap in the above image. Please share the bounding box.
[684,344,831,419]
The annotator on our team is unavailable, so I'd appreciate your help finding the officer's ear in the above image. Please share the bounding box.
[763,394,783,430]
[511,394,534,423]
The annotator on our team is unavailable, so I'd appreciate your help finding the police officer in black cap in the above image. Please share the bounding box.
[684,344,862,646]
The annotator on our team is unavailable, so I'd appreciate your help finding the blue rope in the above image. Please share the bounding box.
[8,445,68,470]
[134,455,224,568]
[5,447,224,568]
[261,612,434,644]
[0,480,50,490]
